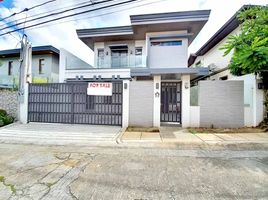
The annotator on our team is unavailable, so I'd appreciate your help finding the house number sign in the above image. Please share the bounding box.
[87,82,113,96]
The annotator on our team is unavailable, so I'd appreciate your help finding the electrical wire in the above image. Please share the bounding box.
[0,0,102,28]
[0,0,56,22]
[25,0,167,32]
[0,0,113,32]
[0,0,141,37]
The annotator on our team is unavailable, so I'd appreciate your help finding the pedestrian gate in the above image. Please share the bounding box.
[28,82,122,125]
[161,82,181,123]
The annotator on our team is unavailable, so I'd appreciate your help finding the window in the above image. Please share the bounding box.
[151,40,182,46]
[39,59,45,74]
[220,76,228,80]
[97,49,104,67]
[8,61,13,76]
[135,47,142,55]
[135,47,142,66]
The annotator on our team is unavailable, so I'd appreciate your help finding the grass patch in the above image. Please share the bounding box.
[188,129,198,134]
[46,181,57,188]
[126,127,159,133]
[0,175,16,193]
[188,127,266,134]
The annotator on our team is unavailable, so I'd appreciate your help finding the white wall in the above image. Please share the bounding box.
[190,27,241,69]
[0,54,58,83]
[190,106,200,127]
[181,74,190,128]
[146,31,188,68]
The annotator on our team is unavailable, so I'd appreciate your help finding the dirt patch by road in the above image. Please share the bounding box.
[188,127,267,134]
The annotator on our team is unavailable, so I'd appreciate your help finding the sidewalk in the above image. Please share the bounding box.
[120,127,268,144]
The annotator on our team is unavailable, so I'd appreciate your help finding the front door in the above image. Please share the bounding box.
[161,82,181,123]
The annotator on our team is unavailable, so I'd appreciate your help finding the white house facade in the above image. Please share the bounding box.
[188,5,264,127]
[0,46,60,88]
[58,10,211,128]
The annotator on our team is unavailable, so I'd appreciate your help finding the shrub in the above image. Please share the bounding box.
[0,109,7,117]
[0,109,14,127]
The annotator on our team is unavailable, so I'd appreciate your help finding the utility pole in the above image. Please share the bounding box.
[18,34,32,124]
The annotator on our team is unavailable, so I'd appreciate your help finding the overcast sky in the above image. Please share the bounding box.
[0,0,267,65]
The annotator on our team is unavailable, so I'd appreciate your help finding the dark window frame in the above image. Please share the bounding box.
[39,59,45,74]
[8,61,13,76]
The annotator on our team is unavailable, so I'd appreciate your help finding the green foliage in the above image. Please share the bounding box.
[0,109,7,116]
[221,6,268,76]
[0,109,14,127]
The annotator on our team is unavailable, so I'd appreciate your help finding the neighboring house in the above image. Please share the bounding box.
[0,45,60,88]
[58,10,211,128]
[188,5,264,127]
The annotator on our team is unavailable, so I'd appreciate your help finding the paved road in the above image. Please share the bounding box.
[0,144,267,200]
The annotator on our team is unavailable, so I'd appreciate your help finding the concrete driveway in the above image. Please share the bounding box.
[0,143,267,199]
[0,123,121,145]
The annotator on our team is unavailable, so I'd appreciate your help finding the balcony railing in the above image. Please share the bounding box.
[97,55,147,69]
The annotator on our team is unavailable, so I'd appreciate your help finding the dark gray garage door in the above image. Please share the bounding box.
[28,82,122,126]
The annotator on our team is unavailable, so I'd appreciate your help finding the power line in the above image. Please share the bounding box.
[25,0,167,32]
[0,0,113,32]
[0,0,141,37]
[0,0,100,29]
[0,0,56,22]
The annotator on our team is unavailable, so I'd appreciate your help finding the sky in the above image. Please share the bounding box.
[0,0,267,65]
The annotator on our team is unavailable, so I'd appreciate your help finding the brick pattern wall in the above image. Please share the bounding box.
[0,89,18,118]
[199,80,244,128]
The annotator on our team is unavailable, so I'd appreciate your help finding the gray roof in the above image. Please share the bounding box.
[77,10,211,50]
[77,26,133,38]
[0,45,59,58]
[130,10,211,24]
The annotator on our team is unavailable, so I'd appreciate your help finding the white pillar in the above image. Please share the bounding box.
[18,83,29,124]
[122,80,130,128]
[153,75,161,127]
[59,48,66,83]
[181,74,190,128]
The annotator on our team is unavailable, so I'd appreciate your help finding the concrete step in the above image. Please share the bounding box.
[0,137,117,145]
[0,133,116,140]
[0,130,117,137]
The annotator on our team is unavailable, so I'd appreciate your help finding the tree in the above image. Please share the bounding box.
[221,5,268,125]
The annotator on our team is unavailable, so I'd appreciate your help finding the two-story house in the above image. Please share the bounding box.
[188,5,264,127]
[59,10,210,128]
[0,45,60,88]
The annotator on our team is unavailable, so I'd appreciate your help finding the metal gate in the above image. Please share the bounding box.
[28,82,122,125]
[161,82,181,123]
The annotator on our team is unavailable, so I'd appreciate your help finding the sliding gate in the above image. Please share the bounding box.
[28,82,122,126]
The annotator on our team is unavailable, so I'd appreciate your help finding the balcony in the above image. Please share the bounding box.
[97,55,147,69]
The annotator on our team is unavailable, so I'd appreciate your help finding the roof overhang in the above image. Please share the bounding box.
[130,67,209,77]
[77,10,211,50]
[0,45,59,58]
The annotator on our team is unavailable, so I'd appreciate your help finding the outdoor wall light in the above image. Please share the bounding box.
[106,52,109,55]
[124,83,128,89]
[156,83,159,89]
[184,82,189,89]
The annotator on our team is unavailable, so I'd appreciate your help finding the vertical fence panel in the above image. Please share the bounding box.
[28,82,122,125]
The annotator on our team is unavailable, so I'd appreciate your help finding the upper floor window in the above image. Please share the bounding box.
[135,47,143,66]
[8,61,13,76]
[39,59,45,74]
[151,40,182,46]
[97,49,105,67]
[135,47,142,55]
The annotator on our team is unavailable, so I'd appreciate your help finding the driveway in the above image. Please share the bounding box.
[0,143,267,199]
[0,123,121,145]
